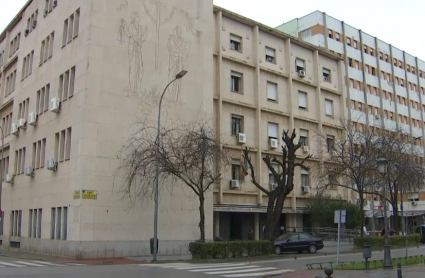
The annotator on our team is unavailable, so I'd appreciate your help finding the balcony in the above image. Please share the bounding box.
[411,108,421,120]
[407,72,417,83]
[397,103,409,116]
[366,94,381,106]
[393,66,405,79]
[413,127,423,138]
[349,87,365,102]
[384,119,397,130]
[380,79,394,92]
[351,109,367,124]
[346,47,362,61]
[365,73,379,87]
[395,85,408,98]
[328,39,344,54]
[383,99,395,111]
[379,60,392,73]
[347,67,363,82]
[363,53,377,68]
[409,90,420,102]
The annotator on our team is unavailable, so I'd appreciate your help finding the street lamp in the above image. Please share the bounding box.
[377,157,393,269]
[153,70,188,262]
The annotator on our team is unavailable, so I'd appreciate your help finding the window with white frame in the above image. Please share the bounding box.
[335,32,340,42]
[295,58,305,72]
[265,47,276,63]
[346,37,351,47]
[299,129,308,146]
[10,210,22,237]
[298,91,307,109]
[268,122,278,139]
[28,208,42,238]
[267,81,277,101]
[326,135,334,152]
[231,160,241,181]
[231,115,242,136]
[301,169,309,187]
[269,164,279,186]
[231,71,242,92]
[51,206,68,240]
[325,99,333,116]
[323,68,331,82]
[230,34,242,52]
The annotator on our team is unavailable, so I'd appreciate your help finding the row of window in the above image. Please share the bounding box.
[0,50,4,68]
[4,70,17,97]
[9,33,21,58]
[229,33,276,64]
[62,9,80,48]
[25,10,39,36]
[1,112,13,136]
[9,206,67,240]
[21,50,34,81]
[39,32,54,66]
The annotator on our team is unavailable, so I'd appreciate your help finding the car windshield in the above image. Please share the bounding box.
[275,234,290,241]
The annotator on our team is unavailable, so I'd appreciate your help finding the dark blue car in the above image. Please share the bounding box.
[274,232,324,254]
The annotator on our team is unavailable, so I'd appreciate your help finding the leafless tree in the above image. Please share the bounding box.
[118,120,230,242]
[242,129,312,245]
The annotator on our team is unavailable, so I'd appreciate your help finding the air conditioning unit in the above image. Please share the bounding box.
[46,159,57,171]
[11,123,19,135]
[238,133,247,144]
[302,186,311,193]
[411,201,417,206]
[50,97,60,113]
[32,20,37,28]
[5,174,14,184]
[298,70,306,77]
[17,118,26,129]
[25,166,34,177]
[28,112,37,126]
[303,146,310,153]
[375,115,380,120]
[230,180,240,188]
[24,29,30,36]
[53,0,58,8]
[269,138,278,149]
[44,9,49,17]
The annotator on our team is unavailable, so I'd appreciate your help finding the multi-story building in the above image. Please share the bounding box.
[0,0,346,258]
[277,11,425,229]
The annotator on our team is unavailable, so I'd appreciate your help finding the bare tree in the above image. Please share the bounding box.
[119,121,229,242]
[242,129,312,245]
[315,119,380,237]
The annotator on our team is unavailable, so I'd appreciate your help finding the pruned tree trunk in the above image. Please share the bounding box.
[199,194,206,242]
[359,197,365,237]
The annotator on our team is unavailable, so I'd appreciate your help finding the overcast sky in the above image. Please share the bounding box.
[1,0,424,60]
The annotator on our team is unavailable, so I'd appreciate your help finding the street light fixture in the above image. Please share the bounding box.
[153,70,188,262]
[376,157,393,269]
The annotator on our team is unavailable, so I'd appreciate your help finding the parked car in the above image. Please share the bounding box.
[274,233,324,255]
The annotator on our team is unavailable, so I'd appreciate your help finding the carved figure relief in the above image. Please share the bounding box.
[117,0,128,11]
[118,12,148,94]
[167,26,190,101]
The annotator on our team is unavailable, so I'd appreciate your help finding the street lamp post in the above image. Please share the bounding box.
[377,158,393,269]
[153,70,188,262]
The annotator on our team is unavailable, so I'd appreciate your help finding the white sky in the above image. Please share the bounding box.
[1,0,424,60]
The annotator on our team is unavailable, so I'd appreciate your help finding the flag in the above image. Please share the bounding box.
[240,157,249,176]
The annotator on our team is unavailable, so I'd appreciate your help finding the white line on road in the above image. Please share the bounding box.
[205,267,276,275]
[188,265,258,272]
[0,262,26,267]
[13,261,45,267]
[29,260,65,266]
[222,269,295,277]
[176,263,248,270]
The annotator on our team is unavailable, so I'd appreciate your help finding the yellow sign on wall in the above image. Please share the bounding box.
[73,190,80,199]
[82,190,97,200]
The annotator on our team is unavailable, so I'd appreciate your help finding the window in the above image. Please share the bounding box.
[369,48,374,56]
[0,50,4,68]
[348,58,352,67]
[269,164,279,186]
[10,210,22,237]
[353,40,358,49]
[59,66,76,101]
[323,68,331,82]
[299,129,308,146]
[301,28,311,38]
[335,32,340,42]
[1,156,9,180]
[363,45,368,54]
[5,70,17,96]
[265,47,276,63]
[385,54,389,62]
[231,115,242,136]
[329,174,337,189]
[326,135,334,152]
[229,34,242,51]
[357,102,363,111]
[230,71,242,92]
[8,33,20,57]
[268,122,278,139]
[301,169,309,187]
[325,99,333,116]
[37,84,50,115]
[18,98,30,121]
[29,208,42,238]
[63,9,80,47]
[298,91,307,109]
[379,52,383,60]
[55,127,72,163]
[346,37,351,46]
[32,138,46,169]
[328,29,333,39]
[14,147,26,175]
[51,207,68,240]
[295,58,305,72]
[231,160,241,181]
[1,112,12,137]
[267,81,277,101]
[40,32,54,66]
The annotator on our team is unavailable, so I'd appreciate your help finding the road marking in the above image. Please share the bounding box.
[0,262,26,267]
[205,267,276,275]
[177,263,248,270]
[30,260,65,266]
[13,261,45,267]
[222,269,295,277]
[189,265,258,272]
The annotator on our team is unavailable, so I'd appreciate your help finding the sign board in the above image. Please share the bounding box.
[82,190,97,200]
[334,210,347,224]
[73,190,80,199]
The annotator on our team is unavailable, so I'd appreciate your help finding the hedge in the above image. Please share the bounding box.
[189,240,271,259]
[353,234,421,248]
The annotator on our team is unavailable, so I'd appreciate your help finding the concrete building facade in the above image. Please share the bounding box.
[0,1,346,258]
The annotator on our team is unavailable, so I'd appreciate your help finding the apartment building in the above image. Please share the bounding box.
[277,11,425,227]
[0,0,347,258]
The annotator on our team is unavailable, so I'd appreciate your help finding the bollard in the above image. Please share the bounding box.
[324,267,333,278]
[397,263,402,278]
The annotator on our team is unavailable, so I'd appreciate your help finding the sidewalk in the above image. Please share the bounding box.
[275,266,425,278]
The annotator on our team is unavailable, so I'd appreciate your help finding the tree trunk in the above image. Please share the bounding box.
[264,195,276,245]
[264,192,286,250]
[199,194,206,242]
[359,197,365,238]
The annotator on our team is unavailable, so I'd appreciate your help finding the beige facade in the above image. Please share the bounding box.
[0,0,348,258]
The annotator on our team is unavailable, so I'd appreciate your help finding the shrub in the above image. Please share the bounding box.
[189,240,271,259]
[353,234,421,248]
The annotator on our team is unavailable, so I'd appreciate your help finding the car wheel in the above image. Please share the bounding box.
[274,245,282,255]
[308,244,317,254]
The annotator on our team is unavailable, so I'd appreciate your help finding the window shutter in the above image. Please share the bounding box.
[230,34,241,43]
[265,47,275,57]
[299,129,308,137]
[301,169,309,175]
[325,100,333,115]
[299,92,307,107]
[231,71,242,78]
[267,82,277,100]
[268,123,278,138]
[296,59,304,68]
[323,68,331,75]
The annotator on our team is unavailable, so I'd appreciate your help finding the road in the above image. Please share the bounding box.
[0,245,423,278]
